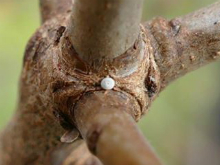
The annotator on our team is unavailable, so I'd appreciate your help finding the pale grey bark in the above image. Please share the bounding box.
[68,0,143,64]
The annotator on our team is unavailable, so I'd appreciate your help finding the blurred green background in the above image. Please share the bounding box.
[0,0,220,165]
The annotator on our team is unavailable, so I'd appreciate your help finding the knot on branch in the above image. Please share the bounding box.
[149,18,182,82]
[22,16,161,134]
[51,25,161,124]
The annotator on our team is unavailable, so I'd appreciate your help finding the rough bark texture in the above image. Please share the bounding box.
[1,0,220,165]
[0,10,158,165]
[0,16,102,165]
[145,1,220,89]
[40,0,72,23]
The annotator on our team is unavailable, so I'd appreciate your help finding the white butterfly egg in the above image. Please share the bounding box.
[101,77,115,90]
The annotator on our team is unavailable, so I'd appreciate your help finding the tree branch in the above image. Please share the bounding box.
[51,140,103,165]
[145,1,220,89]
[74,91,162,165]
[67,0,143,65]
[3,1,220,165]
[39,0,72,23]
[0,13,103,165]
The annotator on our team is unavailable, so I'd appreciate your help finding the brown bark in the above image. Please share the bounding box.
[1,1,220,165]
[74,91,162,165]
[0,15,101,165]
[0,9,160,164]
[145,1,220,89]
[40,0,72,23]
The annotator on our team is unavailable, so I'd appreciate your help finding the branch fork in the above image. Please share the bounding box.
[1,0,220,165]
[53,25,161,122]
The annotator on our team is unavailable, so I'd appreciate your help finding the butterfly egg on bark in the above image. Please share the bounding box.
[101,77,115,90]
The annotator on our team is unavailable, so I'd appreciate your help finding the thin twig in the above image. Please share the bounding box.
[68,0,143,65]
